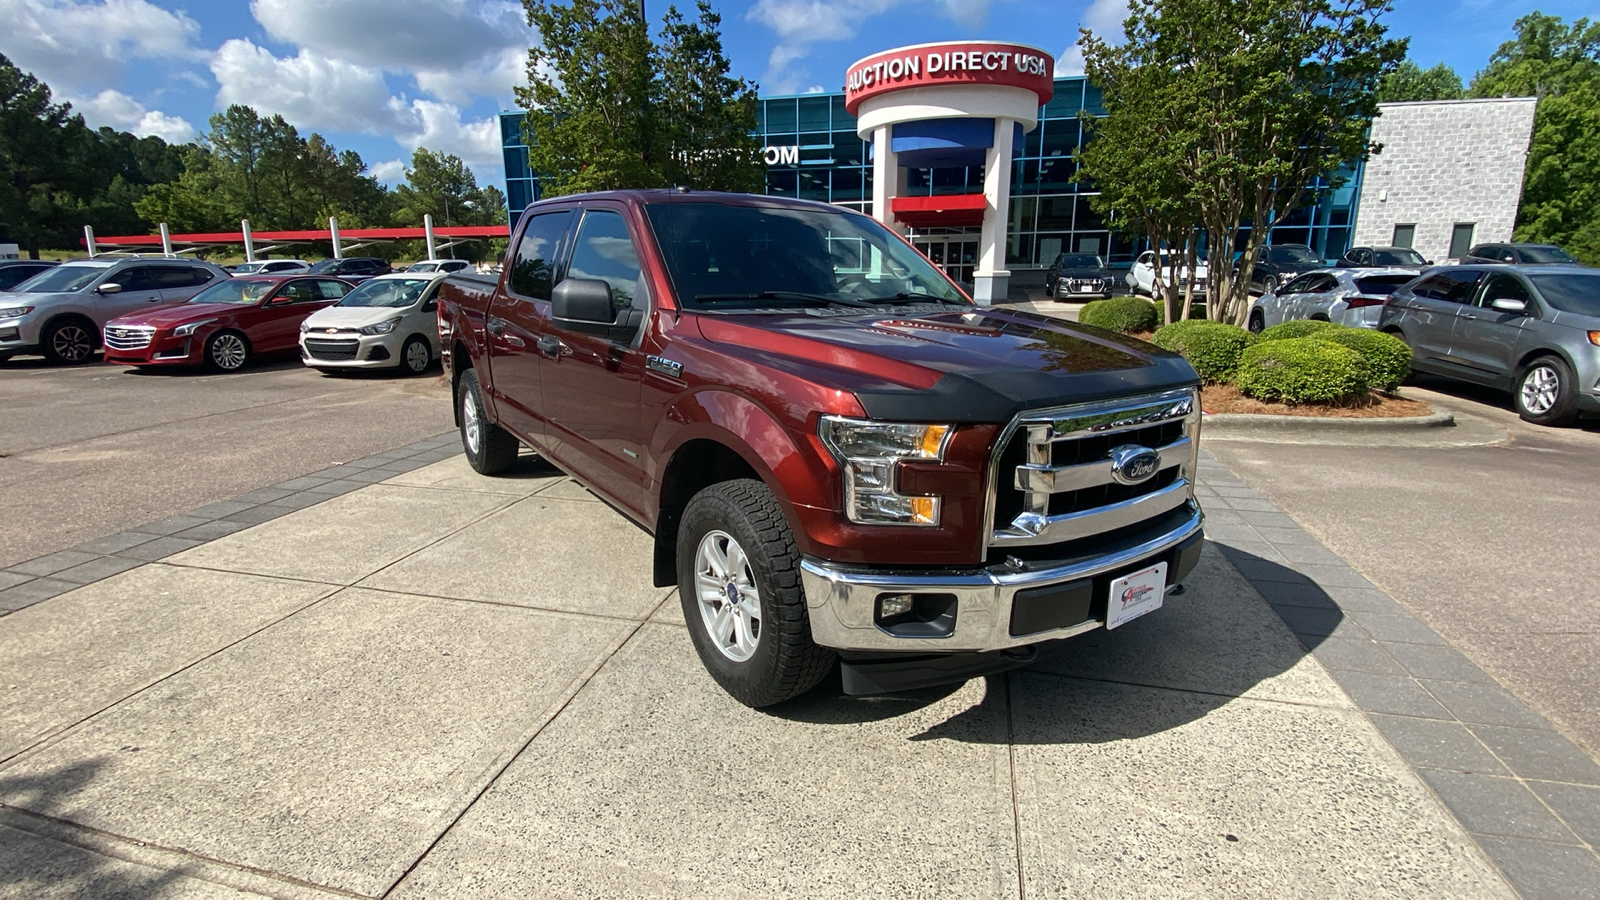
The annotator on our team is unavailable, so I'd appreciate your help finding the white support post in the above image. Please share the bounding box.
[84,225,98,258]
[241,220,256,262]
[424,214,438,261]
[329,217,343,259]
[972,119,1016,306]
[870,125,902,234]
[159,222,173,258]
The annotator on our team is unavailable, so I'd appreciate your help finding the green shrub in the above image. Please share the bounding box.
[1236,338,1370,404]
[1311,328,1411,391]
[1152,321,1257,384]
[1259,319,1339,341]
[1079,296,1159,334]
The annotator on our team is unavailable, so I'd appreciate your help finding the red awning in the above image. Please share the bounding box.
[889,193,988,228]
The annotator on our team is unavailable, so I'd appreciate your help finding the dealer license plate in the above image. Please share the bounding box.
[1106,562,1168,630]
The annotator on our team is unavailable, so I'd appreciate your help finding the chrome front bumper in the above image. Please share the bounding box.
[800,505,1203,654]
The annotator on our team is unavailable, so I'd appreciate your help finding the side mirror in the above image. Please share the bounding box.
[422,300,438,313]
[1490,298,1529,314]
[552,278,616,328]
[96,282,123,294]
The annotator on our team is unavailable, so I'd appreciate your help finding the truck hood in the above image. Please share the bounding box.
[110,302,236,327]
[695,306,1199,423]
[302,305,410,329]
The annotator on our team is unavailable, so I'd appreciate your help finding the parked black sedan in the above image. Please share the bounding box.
[1339,245,1430,270]
[1240,244,1323,295]
[1044,252,1115,301]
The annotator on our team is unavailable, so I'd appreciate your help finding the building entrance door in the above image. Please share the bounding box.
[913,237,979,285]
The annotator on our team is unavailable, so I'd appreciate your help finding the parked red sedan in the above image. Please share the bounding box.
[103,275,353,371]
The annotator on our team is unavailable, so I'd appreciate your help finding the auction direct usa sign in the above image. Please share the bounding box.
[844,41,1055,114]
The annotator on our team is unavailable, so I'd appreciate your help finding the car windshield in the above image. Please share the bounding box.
[188,279,276,305]
[337,278,431,308]
[1269,246,1318,263]
[1373,248,1427,266]
[306,259,342,273]
[1529,274,1600,316]
[1522,245,1576,264]
[407,262,439,272]
[644,202,968,310]
[1059,254,1104,268]
[15,263,111,293]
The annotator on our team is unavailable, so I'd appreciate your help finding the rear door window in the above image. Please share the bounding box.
[1353,275,1414,295]
[1413,270,1482,303]
[508,210,573,301]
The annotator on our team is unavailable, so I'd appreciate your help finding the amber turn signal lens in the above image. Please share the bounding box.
[919,425,950,458]
[1588,331,1600,346]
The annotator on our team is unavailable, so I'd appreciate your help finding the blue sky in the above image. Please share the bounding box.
[0,0,1588,189]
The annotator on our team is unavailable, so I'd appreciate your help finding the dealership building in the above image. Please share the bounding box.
[500,48,1532,290]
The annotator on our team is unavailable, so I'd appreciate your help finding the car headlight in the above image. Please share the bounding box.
[818,417,952,525]
[361,317,401,335]
[173,319,214,337]
[0,306,34,318]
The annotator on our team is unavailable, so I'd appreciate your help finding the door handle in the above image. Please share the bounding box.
[487,317,505,337]
[536,335,563,359]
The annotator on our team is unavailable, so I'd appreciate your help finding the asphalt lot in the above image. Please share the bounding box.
[0,354,452,567]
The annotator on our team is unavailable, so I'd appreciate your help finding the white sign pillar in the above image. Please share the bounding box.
[159,223,173,258]
[870,125,902,234]
[424,214,438,260]
[241,220,256,262]
[329,217,343,259]
[973,119,1016,306]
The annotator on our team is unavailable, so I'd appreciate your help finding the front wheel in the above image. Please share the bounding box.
[1262,276,1278,296]
[1248,310,1265,334]
[1514,356,1579,426]
[400,336,431,375]
[42,319,98,365]
[206,331,250,372]
[677,479,835,708]
[457,368,519,474]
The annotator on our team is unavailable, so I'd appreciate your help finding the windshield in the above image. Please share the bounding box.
[16,264,111,293]
[337,277,432,308]
[188,279,276,305]
[1058,254,1104,268]
[1373,248,1427,266]
[1269,246,1318,263]
[644,202,968,310]
[1529,274,1600,317]
[232,262,267,274]
[1522,245,1576,264]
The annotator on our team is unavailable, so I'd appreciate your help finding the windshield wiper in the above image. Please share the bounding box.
[695,291,874,309]
[865,291,970,306]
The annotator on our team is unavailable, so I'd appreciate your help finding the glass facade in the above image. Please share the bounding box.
[499,75,1363,275]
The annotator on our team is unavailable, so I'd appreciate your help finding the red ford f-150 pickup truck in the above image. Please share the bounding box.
[438,189,1204,707]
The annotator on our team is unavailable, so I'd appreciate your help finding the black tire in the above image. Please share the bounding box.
[677,479,835,708]
[1513,356,1579,427]
[41,318,98,365]
[205,330,250,372]
[1262,276,1278,295]
[457,368,518,474]
[1247,310,1265,334]
[400,336,431,375]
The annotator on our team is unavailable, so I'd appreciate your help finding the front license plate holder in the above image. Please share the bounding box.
[1106,562,1168,630]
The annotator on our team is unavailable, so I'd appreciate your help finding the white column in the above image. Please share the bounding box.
[973,118,1015,306]
[870,125,902,234]
[329,216,343,259]
[424,214,438,260]
[83,225,98,258]
[241,220,256,262]
[159,222,173,258]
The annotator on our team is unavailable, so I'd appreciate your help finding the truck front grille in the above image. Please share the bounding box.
[988,390,1200,551]
[305,338,359,361]
[103,325,154,351]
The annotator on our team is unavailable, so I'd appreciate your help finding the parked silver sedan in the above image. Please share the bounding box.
[1378,264,1600,426]
[1246,268,1419,333]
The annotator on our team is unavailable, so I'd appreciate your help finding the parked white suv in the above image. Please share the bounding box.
[0,257,230,364]
[299,272,444,375]
[1126,250,1209,298]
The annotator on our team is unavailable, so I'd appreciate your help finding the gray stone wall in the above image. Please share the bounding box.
[1352,98,1537,262]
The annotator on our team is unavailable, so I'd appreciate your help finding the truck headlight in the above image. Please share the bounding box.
[0,306,34,318]
[173,319,214,337]
[361,317,401,336]
[819,417,952,525]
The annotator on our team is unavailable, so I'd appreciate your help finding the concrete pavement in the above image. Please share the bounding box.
[1,434,1566,898]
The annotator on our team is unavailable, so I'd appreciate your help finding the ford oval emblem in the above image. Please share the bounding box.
[1110,445,1161,485]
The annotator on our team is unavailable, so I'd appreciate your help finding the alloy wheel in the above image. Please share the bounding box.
[462,387,482,454]
[52,325,93,362]
[211,333,247,370]
[1520,364,1560,415]
[693,529,763,663]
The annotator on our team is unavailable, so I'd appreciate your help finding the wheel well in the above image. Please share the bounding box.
[1515,349,1570,376]
[1310,313,1330,322]
[42,312,99,344]
[451,340,471,426]
[652,439,761,587]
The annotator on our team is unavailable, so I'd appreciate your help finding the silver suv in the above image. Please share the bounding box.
[0,258,231,364]
[1379,264,1600,426]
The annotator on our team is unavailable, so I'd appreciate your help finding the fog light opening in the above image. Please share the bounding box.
[877,593,915,619]
[873,592,958,638]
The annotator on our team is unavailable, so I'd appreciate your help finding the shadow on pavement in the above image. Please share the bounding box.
[777,546,1337,744]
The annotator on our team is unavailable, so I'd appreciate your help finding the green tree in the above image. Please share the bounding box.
[657,2,762,192]
[1080,0,1405,325]
[393,148,506,260]
[1470,14,1600,264]
[0,54,102,255]
[1378,60,1465,102]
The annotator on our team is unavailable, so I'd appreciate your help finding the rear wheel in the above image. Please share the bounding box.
[1514,356,1578,427]
[401,336,431,375]
[1261,276,1278,295]
[677,479,835,708]
[1248,310,1265,334]
[457,368,518,474]
[206,331,249,372]
[42,319,98,365]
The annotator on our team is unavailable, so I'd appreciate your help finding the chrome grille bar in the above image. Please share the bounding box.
[103,326,155,351]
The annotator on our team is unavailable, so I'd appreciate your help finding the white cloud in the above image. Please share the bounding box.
[413,46,525,106]
[1058,0,1131,76]
[399,100,502,175]
[748,0,993,95]
[0,0,203,91]
[210,39,411,136]
[251,0,527,71]
[367,159,408,184]
[72,89,196,142]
